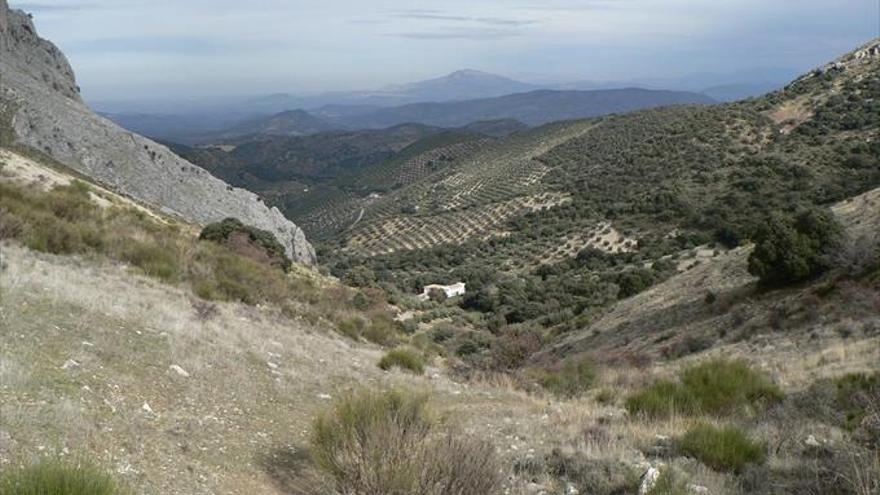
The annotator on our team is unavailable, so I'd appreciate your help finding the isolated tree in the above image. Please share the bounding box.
[747,208,841,286]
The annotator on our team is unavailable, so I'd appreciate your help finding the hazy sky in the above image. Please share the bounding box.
[11,0,880,101]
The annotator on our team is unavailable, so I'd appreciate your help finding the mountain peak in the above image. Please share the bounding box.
[446,69,499,79]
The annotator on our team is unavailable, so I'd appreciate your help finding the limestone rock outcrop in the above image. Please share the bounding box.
[0,1,316,264]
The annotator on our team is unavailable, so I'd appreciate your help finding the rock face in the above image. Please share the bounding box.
[0,1,316,264]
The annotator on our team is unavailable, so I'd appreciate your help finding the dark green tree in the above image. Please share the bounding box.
[747,208,841,286]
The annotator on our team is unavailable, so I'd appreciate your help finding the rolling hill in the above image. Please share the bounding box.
[313,38,880,331]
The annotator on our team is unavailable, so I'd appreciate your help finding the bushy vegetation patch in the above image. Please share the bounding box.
[626,359,783,418]
[544,450,640,495]
[200,217,291,271]
[310,389,501,495]
[0,179,401,342]
[538,356,597,398]
[0,458,125,495]
[646,467,689,495]
[378,348,425,374]
[677,424,766,473]
[748,208,842,286]
[834,372,879,434]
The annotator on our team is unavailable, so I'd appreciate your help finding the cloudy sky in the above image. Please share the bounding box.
[11,0,879,102]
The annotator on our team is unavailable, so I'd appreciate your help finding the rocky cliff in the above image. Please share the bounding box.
[0,1,316,264]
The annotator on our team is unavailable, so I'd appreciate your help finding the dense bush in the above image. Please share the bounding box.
[310,389,501,495]
[0,458,125,495]
[490,326,542,371]
[748,208,842,286]
[677,424,766,473]
[378,348,425,374]
[199,217,291,271]
[538,356,597,398]
[626,358,783,418]
[834,372,880,434]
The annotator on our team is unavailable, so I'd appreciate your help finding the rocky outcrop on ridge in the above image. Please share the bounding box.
[0,1,316,264]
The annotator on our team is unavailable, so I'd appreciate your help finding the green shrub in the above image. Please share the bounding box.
[362,313,401,346]
[677,424,766,473]
[310,389,501,495]
[625,379,694,418]
[116,241,181,281]
[0,458,125,495]
[539,356,597,398]
[337,317,367,340]
[378,348,425,374]
[199,217,290,271]
[46,181,98,222]
[834,372,879,432]
[748,208,841,286]
[678,358,784,414]
[647,467,689,495]
[626,359,783,418]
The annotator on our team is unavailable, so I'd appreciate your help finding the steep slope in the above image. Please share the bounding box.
[0,2,315,264]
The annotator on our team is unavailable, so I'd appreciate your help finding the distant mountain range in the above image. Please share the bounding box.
[164,88,712,143]
[328,88,714,129]
[99,67,792,142]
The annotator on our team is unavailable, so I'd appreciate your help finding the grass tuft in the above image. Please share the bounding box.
[626,358,783,418]
[0,458,125,495]
[538,356,597,398]
[677,423,766,473]
[378,348,425,374]
[310,388,501,495]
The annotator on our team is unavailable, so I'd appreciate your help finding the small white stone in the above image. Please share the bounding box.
[141,402,154,414]
[60,359,80,370]
[318,393,332,400]
[639,466,660,495]
[805,435,821,447]
[169,365,190,377]
[267,361,279,370]
[688,485,709,494]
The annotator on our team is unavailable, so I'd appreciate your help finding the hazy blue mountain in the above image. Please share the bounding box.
[331,88,716,128]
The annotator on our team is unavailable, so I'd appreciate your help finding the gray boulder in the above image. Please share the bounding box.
[0,1,316,264]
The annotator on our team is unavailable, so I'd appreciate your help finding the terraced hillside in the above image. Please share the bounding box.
[320,39,880,334]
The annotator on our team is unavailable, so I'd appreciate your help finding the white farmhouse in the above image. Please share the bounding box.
[418,282,466,301]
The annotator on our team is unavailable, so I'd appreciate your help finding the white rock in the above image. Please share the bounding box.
[688,484,709,494]
[60,359,80,370]
[169,365,190,377]
[805,435,821,447]
[267,361,279,370]
[141,402,154,415]
[318,393,332,400]
[639,466,661,495]
[566,483,579,494]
